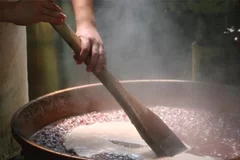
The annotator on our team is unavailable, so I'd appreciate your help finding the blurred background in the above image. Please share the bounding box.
[26,0,240,100]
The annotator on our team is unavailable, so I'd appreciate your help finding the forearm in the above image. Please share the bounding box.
[0,2,16,22]
[71,0,96,28]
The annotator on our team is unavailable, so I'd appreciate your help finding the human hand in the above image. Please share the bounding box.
[8,0,66,25]
[74,23,106,73]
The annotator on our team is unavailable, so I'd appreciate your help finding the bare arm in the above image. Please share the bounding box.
[71,0,106,73]
[71,0,96,28]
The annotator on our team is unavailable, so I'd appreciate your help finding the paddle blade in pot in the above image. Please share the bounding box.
[51,22,187,157]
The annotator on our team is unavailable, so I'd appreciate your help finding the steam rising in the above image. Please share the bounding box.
[59,0,192,87]
[94,0,191,80]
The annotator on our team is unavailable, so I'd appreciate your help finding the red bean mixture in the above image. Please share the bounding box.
[30,106,240,160]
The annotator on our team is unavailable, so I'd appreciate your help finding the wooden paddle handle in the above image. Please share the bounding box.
[51,23,141,114]
[51,23,188,157]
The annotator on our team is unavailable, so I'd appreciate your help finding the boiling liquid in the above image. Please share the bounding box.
[63,122,217,160]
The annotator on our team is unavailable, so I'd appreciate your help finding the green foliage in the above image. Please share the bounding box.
[165,0,239,14]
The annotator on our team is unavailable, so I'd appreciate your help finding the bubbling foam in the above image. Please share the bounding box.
[63,122,217,160]
[30,106,240,159]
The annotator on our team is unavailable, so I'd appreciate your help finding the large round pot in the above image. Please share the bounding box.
[11,80,240,160]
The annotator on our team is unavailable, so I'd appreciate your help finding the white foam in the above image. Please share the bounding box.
[63,122,218,160]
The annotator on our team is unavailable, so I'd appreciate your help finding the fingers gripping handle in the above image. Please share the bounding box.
[51,23,139,121]
[51,23,127,98]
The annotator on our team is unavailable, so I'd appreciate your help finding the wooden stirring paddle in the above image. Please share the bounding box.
[51,22,187,157]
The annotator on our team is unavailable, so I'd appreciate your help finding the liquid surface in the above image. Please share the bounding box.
[63,122,153,159]
[30,106,240,160]
[63,122,217,160]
